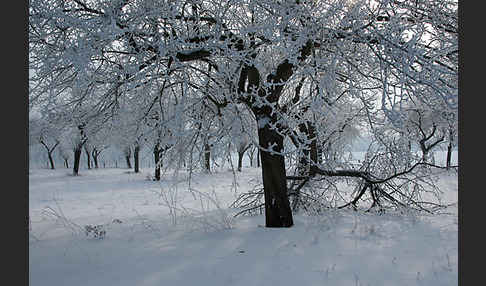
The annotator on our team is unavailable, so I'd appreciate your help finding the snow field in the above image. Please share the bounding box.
[29,159,457,286]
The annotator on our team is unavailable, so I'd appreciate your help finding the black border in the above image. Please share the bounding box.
[458,1,477,285]
[9,0,28,285]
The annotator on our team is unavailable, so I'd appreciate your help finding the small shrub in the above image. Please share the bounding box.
[84,224,106,239]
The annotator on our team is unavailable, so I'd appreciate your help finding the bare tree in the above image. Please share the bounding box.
[29,115,63,169]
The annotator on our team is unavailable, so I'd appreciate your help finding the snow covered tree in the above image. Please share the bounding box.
[29,0,458,227]
[227,104,256,172]
[86,126,111,169]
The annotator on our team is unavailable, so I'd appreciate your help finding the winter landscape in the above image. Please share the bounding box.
[29,0,458,285]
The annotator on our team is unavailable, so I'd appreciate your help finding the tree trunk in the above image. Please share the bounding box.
[237,151,244,172]
[85,149,91,169]
[422,152,428,163]
[247,146,255,167]
[91,149,100,169]
[420,143,428,163]
[93,154,99,169]
[308,123,318,168]
[406,140,412,168]
[257,149,260,168]
[125,155,132,169]
[446,129,453,170]
[134,145,140,173]
[154,144,160,181]
[446,142,452,170]
[204,142,211,173]
[47,152,55,170]
[73,147,82,175]
[258,125,293,228]
[297,149,309,176]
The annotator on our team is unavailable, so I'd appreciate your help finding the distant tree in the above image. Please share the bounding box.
[84,143,92,169]
[58,143,71,168]
[29,111,67,169]
[402,105,446,164]
[246,144,257,167]
[443,111,458,170]
[228,104,256,172]
[72,124,88,175]
[91,146,107,169]
[87,129,111,169]
[123,146,132,169]
[31,122,59,170]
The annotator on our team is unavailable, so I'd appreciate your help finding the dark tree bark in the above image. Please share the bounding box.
[446,136,452,170]
[47,153,55,170]
[154,143,161,181]
[92,150,99,169]
[73,147,82,175]
[72,124,87,176]
[308,123,318,167]
[257,149,260,168]
[93,155,99,168]
[297,148,310,176]
[246,145,255,167]
[237,151,244,172]
[123,146,132,169]
[446,129,454,170]
[152,142,171,180]
[446,141,452,170]
[419,135,444,163]
[204,142,211,173]
[257,125,293,227]
[134,144,140,173]
[125,155,132,169]
[85,147,91,169]
[91,147,105,169]
[413,113,444,164]
[237,144,251,172]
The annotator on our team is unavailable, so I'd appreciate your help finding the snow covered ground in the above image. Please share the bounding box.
[29,153,458,286]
